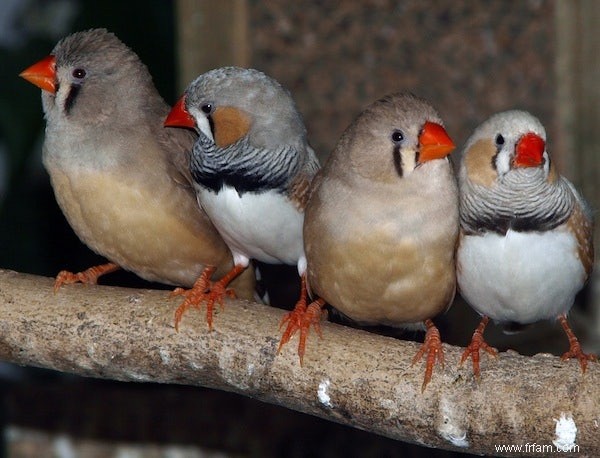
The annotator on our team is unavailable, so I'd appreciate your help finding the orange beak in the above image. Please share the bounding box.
[514,132,545,167]
[20,55,57,93]
[418,121,455,162]
[164,96,196,128]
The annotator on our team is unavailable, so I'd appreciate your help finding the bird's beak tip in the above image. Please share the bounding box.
[419,122,455,162]
[20,55,57,94]
[165,96,195,128]
[514,132,545,168]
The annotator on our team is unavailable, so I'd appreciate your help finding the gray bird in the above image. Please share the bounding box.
[279,93,458,390]
[20,29,255,301]
[165,66,319,330]
[457,110,596,378]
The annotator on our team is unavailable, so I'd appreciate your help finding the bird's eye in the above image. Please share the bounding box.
[201,103,213,114]
[495,134,505,146]
[391,130,404,144]
[72,68,86,80]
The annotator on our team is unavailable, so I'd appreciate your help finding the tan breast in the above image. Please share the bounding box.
[305,170,458,327]
[308,229,456,326]
[48,166,233,289]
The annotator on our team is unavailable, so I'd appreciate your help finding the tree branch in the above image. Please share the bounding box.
[0,269,597,456]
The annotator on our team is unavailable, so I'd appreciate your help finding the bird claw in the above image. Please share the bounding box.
[278,298,325,365]
[459,316,497,381]
[53,262,119,292]
[460,335,498,381]
[411,320,445,392]
[558,314,597,373]
[173,265,244,331]
[173,279,233,332]
[560,342,597,373]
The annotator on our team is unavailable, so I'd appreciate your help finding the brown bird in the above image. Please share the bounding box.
[164,67,319,330]
[19,28,254,302]
[279,93,458,390]
[457,110,596,378]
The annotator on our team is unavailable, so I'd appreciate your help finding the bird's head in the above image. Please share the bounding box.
[332,92,455,183]
[460,110,553,189]
[165,67,308,152]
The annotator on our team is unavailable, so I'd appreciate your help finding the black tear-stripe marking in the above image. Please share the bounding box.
[208,115,215,138]
[64,84,81,115]
[393,145,403,177]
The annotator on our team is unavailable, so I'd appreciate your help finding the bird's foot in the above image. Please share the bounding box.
[278,298,326,365]
[460,316,497,380]
[172,265,237,331]
[412,319,445,392]
[54,262,119,292]
[558,315,597,373]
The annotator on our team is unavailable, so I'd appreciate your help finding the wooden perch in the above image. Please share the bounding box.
[0,269,598,456]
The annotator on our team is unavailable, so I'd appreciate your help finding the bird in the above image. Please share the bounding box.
[279,92,458,390]
[19,28,255,306]
[164,66,320,330]
[457,109,596,379]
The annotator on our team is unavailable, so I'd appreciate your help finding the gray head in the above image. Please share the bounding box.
[40,28,157,124]
[183,67,308,151]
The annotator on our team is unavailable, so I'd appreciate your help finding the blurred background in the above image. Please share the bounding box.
[0,0,598,456]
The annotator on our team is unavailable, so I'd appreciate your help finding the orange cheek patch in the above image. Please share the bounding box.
[213,106,251,148]
[463,139,497,187]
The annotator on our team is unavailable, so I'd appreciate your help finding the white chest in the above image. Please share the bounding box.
[197,185,304,266]
[457,228,586,323]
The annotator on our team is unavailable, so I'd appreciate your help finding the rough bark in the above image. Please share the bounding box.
[0,269,597,456]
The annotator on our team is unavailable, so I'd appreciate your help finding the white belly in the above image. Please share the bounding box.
[457,229,585,324]
[198,185,304,266]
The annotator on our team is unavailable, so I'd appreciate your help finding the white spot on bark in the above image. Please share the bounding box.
[159,348,170,364]
[127,371,152,382]
[380,399,396,410]
[247,363,255,376]
[380,399,397,420]
[127,294,141,304]
[437,397,469,448]
[553,413,577,451]
[318,379,333,408]
[190,361,204,370]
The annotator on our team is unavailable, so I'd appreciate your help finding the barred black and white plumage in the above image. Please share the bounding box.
[460,167,575,235]
[191,131,304,196]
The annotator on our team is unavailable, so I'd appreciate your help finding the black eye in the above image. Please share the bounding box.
[201,103,213,114]
[72,68,86,79]
[495,134,505,146]
[391,130,404,144]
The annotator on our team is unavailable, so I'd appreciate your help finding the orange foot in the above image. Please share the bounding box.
[412,319,445,392]
[460,316,498,380]
[54,262,120,292]
[278,274,326,364]
[558,314,597,373]
[172,265,243,331]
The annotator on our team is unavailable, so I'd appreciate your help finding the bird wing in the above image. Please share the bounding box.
[563,178,595,277]
[287,145,321,211]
